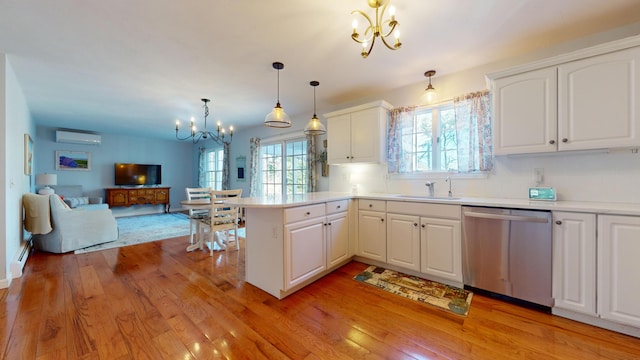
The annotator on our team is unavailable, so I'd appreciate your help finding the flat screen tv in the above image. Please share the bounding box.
[114,163,162,186]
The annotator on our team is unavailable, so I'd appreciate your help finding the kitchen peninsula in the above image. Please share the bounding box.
[228,191,640,338]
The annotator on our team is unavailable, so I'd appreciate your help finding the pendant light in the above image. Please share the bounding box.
[424,70,437,104]
[264,61,292,128]
[304,81,326,135]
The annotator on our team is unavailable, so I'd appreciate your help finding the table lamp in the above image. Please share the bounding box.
[36,173,57,195]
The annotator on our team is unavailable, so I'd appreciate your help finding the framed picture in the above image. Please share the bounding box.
[24,134,33,175]
[56,150,91,171]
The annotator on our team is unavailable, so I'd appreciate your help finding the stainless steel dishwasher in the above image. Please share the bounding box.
[462,206,553,307]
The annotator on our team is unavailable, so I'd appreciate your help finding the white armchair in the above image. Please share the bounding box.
[23,193,119,253]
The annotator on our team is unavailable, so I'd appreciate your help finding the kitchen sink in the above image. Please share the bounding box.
[393,195,461,200]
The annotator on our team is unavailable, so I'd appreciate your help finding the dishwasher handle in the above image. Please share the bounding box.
[463,210,549,223]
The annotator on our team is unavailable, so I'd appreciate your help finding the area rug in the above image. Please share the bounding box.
[74,213,245,254]
[354,266,473,316]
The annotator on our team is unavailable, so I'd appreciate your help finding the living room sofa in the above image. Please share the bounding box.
[23,193,118,253]
[51,185,108,210]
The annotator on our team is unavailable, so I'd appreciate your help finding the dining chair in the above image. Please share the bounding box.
[197,189,243,255]
[185,187,211,244]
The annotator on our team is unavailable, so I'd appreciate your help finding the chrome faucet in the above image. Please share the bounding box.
[445,176,453,198]
[425,181,435,197]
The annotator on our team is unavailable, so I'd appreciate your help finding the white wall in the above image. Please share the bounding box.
[1,54,36,287]
[35,127,194,216]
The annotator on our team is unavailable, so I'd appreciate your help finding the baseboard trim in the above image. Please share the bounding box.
[9,240,31,280]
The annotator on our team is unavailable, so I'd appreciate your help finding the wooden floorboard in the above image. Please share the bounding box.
[1,234,640,359]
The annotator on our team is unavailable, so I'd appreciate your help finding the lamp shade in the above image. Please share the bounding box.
[36,173,57,195]
[304,116,326,135]
[264,104,292,128]
[36,173,57,186]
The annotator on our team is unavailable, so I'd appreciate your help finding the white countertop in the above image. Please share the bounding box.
[227,191,640,216]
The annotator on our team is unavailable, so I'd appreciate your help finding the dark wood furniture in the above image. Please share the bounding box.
[105,187,171,212]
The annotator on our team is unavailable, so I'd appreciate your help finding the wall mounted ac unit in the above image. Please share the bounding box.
[55,130,102,145]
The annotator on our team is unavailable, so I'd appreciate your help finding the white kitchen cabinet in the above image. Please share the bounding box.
[386,213,420,271]
[598,215,640,328]
[552,212,596,315]
[492,67,557,155]
[326,200,350,269]
[325,100,392,164]
[558,47,640,151]
[357,199,386,262]
[386,201,462,284]
[490,43,640,155]
[284,204,327,290]
[420,217,462,282]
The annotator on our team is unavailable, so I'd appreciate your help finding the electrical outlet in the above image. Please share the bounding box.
[533,168,544,184]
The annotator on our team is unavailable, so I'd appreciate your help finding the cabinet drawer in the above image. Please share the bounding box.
[326,200,349,215]
[358,199,385,212]
[284,204,326,224]
[386,201,461,220]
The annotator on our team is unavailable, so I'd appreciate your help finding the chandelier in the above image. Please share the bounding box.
[351,0,401,58]
[175,98,233,145]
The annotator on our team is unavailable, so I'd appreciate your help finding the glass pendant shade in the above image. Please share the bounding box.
[304,115,326,135]
[304,80,326,135]
[264,61,292,128]
[423,70,437,104]
[264,103,292,128]
[425,85,437,103]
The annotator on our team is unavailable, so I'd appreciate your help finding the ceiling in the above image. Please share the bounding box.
[2,0,640,140]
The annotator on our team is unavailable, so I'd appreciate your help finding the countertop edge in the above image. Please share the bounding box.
[226,192,640,216]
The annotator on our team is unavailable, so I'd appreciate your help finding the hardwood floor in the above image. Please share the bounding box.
[2,236,640,359]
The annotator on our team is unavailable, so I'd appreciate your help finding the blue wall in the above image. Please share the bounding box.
[35,126,194,216]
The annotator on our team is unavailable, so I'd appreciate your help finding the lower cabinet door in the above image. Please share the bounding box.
[420,217,462,282]
[327,212,349,269]
[386,213,420,271]
[598,215,640,327]
[284,217,326,290]
[552,212,596,315]
[358,210,386,262]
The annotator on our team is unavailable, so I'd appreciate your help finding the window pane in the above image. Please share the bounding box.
[260,139,307,197]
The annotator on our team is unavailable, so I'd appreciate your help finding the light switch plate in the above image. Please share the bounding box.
[528,187,557,201]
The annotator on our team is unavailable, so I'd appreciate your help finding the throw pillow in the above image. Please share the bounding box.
[64,196,89,208]
[64,197,79,208]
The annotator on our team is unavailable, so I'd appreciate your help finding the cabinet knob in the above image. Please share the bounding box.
[328,222,332,226]
[369,204,373,208]
[421,224,425,228]
[555,220,562,225]
[549,139,555,145]
[562,138,568,143]
[380,218,384,222]
[414,223,418,227]
[336,205,341,209]
[306,211,311,215]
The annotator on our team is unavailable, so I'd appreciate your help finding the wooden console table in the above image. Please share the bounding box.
[105,187,171,213]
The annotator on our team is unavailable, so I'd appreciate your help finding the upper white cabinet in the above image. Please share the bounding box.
[489,37,640,155]
[558,47,640,151]
[325,100,392,164]
[493,67,557,155]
